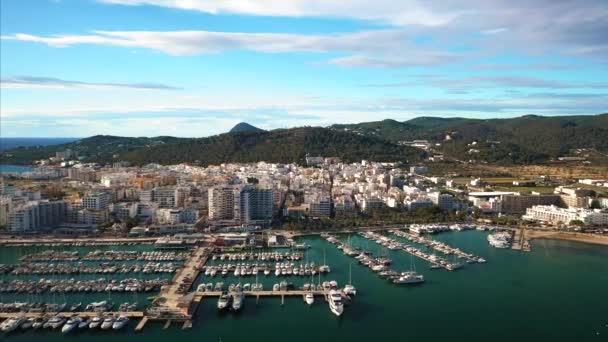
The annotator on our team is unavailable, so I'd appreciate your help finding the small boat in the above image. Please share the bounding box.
[20,317,35,330]
[45,315,66,329]
[62,316,82,334]
[89,315,103,329]
[217,292,231,311]
[101,315,115,330]
[78,318,91,329]
[304,292,314,305]
[231,290,244,311]
[32,317,46,330]
[112,315,129,330]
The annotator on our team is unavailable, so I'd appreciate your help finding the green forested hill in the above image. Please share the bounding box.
[2,114,606,166]
[332,114,608,163]
[0,127,422,166]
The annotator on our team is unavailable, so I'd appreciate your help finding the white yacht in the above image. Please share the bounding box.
[393,272,425,284]
[231,290,244,311]
[1,316,26,333]
[100,315,115,330]
[112,315,129,330]
[488,233,511,248]
[217,292,230,310]
[32,317,46,330]
[46,315,66,329]
[89,315,103,329]
[304,292,315,305]
[328,290,344,317]
[62,316,82,334]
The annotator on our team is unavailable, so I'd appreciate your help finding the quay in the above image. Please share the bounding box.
[0,311,144,319]
[511,226,530,252]
[140,245,211,330]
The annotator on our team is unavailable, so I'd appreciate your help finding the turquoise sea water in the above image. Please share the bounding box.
[1,231,607,341]
[0,165,35,174]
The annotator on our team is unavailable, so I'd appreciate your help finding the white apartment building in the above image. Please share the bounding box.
[82,192,111,210]
[523,205,608,226]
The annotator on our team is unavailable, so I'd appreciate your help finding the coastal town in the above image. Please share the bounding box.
[0,150,607,334]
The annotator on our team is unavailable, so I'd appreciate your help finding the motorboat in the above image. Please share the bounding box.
[61,316,82,334]
[304,292,314,305]
[101,316,115,330]
[217,292,231,310]
[112,315,129,330]
[231,290,244,311]
[89,315,103,329]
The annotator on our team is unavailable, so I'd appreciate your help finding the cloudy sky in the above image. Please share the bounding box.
[1,0,607,137]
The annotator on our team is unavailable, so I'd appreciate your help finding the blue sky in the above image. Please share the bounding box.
[1,0,607,137]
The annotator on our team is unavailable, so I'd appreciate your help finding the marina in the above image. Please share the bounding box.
[0,231,607,340]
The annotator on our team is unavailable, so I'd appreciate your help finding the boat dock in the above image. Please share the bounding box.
[390,230,486,263]
[0,311,144,319]
[138,246,211,330]
[512,226,531,252]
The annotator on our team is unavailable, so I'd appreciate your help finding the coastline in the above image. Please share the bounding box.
[527,230,608,246]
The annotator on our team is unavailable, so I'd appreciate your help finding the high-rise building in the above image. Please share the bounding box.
[38,200,69,228]
[428,192,454,211]
[208,186,242,221]
[82,192,111,210]
[9,202,40,232]
[241,187,273,224]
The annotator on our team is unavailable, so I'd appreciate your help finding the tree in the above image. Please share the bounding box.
[569,219,585,227]
[589,200,601,209]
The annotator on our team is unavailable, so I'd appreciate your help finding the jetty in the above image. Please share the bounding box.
[0,311,144,319]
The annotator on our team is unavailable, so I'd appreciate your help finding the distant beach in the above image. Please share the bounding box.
[528,230,608,246]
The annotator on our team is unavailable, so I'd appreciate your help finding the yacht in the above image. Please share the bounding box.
[217,292,231,310]
[393,272,425,284]
[89,315,103,329]
[112,315,129,330]
[20,318,35,330]
[62,316,82,334]
[328,290,344,317]
[32,317,46,330]
[45,315,66,329]
[1,317,26,333]
[304,292,315,305]
[100,315,115,330]
[78,318,91,329]
[231,290,244,312]
[488,232,511,248]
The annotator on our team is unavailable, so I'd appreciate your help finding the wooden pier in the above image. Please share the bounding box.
[0,311,144,319]
[194,290,329,299]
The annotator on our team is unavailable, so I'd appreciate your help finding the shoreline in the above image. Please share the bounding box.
[527,230,608,246]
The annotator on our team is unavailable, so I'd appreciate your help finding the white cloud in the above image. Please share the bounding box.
[98,0,459,26]
[1,76,179,90]
[2,29,458,68]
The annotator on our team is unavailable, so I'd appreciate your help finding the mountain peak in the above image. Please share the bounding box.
[229,122,265,133]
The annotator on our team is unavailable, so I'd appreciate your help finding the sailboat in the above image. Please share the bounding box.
[319,249,330,273]
[343,263,357,296]
[393,254,424,284]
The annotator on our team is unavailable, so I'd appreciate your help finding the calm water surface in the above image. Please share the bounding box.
[1,231,607,341]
